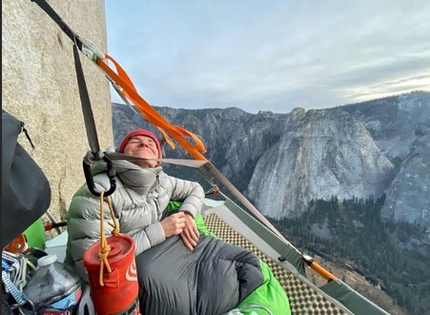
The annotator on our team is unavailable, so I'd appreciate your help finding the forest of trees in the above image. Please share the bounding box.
[270,196,430,315]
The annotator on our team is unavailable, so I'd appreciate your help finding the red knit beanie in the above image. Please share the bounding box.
[118,129,162,159]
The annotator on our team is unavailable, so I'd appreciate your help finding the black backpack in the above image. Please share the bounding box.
[2,109,51,248]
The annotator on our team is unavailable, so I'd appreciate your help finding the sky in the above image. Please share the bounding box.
[105,1,430,114]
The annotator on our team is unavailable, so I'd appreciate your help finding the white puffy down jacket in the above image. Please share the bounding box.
[65,158,204,280]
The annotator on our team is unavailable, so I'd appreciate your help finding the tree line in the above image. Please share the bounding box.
[270,195,430,315]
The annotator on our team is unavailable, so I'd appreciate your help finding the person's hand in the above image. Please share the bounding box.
[179,212,200,251]
[161,212,186,238]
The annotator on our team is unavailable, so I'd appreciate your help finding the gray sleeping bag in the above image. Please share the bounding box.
[136,233,264,315]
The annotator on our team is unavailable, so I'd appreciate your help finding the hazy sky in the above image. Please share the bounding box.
[105,1,430,114]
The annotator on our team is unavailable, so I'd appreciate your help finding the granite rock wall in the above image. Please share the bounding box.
[2,0,113,225]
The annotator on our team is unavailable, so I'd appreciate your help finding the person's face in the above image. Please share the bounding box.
[123,135,159,168]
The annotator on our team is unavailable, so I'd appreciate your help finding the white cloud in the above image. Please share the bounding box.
[106,0,430,113]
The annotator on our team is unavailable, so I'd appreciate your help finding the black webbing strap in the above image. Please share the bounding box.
[73,43,100,155]
[31,0,82,49]
[73,44,116,197]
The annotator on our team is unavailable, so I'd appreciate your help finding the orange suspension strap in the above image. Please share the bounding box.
[97,54,207,160]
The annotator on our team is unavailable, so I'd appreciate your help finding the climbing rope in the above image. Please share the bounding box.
[97,190,121,287]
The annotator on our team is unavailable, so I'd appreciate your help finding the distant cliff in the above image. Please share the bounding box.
[341,93,430,230]
[112,91,430,231]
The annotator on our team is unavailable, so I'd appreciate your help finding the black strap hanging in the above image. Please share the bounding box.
[32,0,116,197]
[73,40,116,197]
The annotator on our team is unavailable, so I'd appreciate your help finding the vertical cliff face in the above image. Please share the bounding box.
[3,1,113,222]
[245,109,395,219]
[381,134,430,226]
[342,92,430,228]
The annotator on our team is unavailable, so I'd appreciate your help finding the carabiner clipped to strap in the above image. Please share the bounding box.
[83,152,116,197]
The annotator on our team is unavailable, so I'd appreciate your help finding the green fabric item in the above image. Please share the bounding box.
[166,200,184,212]
[235,260,291,315]
[167,201,218,238]
[167,201,291,314]
[23,218,46,249]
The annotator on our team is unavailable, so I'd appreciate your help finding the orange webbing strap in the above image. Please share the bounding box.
[98,54,207,160]
[302,255,338,281]
[98,190,121,286]
[309,261,338,281]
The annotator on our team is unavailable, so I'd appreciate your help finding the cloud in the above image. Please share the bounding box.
[105,0,430,113]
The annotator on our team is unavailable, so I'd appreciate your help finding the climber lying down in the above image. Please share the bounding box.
[65,129,291,314]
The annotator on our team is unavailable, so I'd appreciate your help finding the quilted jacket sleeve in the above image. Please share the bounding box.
[165,175,205,218]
